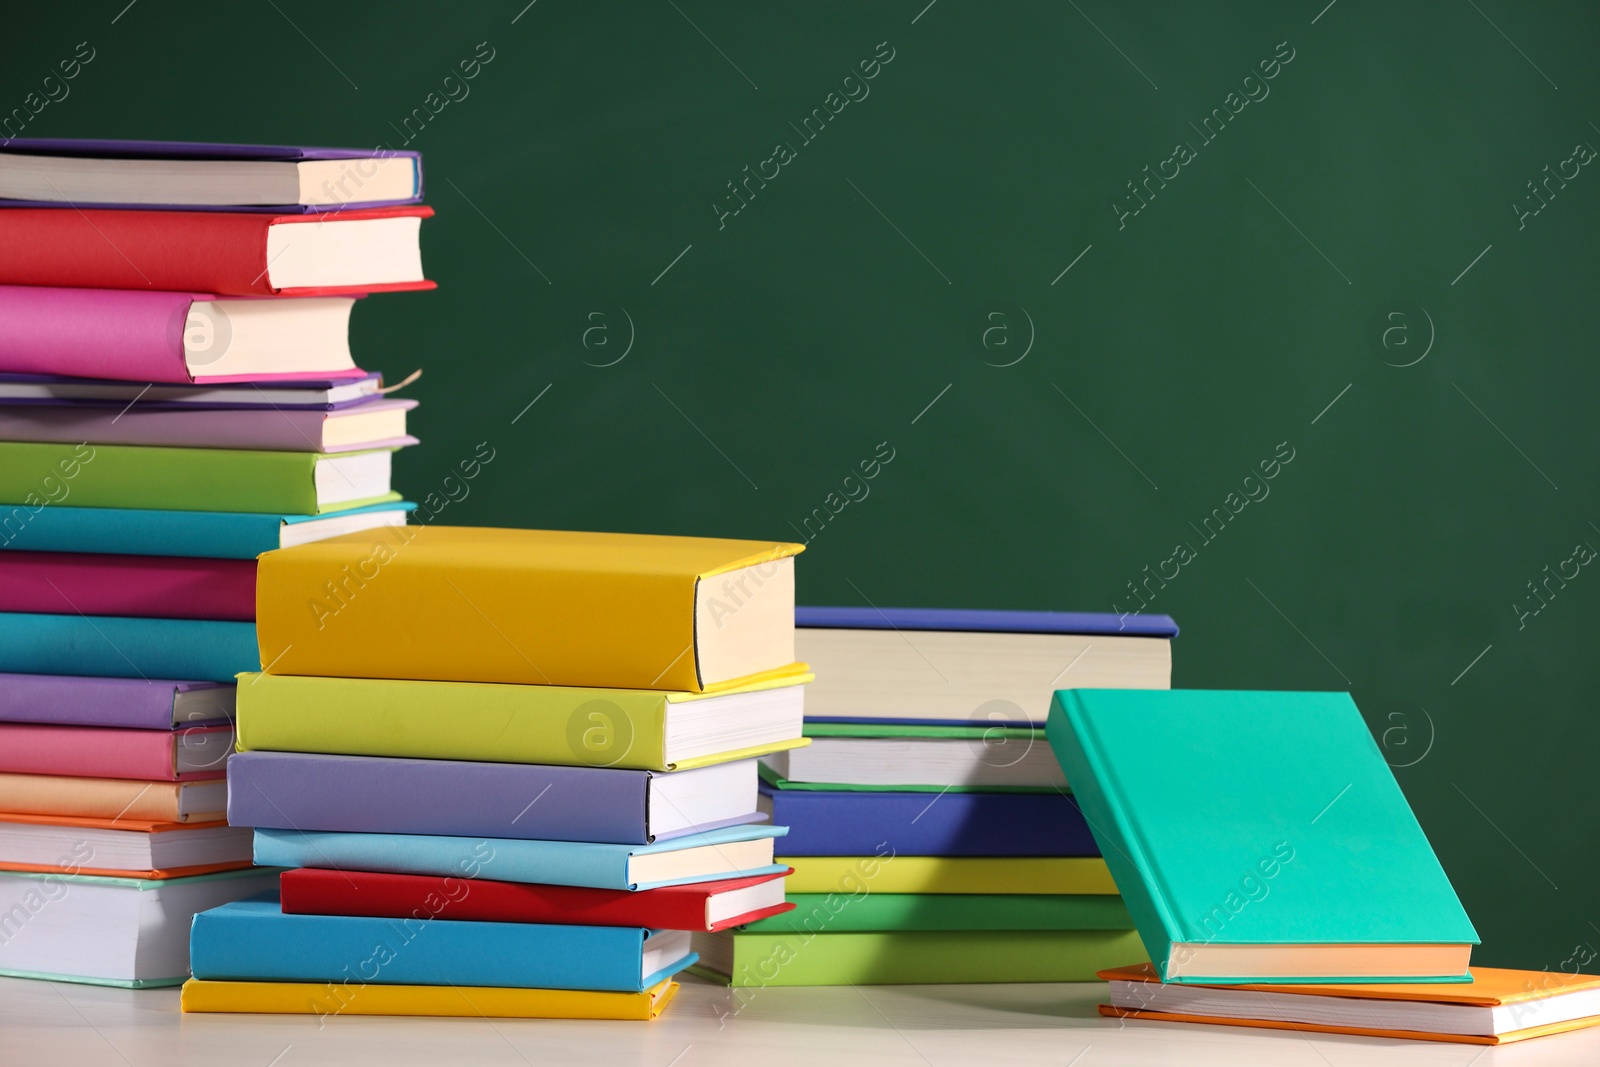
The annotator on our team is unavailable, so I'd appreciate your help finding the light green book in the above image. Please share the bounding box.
[0,441,399,514]
[742,893,1133,933]
[691,928,1145,986]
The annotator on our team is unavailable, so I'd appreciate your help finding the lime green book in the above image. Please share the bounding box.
[236,671,810,772]
[691,928,1146,985]
[0,441,399,515]
[742,893,1134,932]
[780,855,1117,895]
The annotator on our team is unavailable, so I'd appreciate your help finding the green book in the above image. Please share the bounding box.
[1047,689,1478,985]
[691,928,1145,986]
[0,441,399,515]
[741,893,1133,933]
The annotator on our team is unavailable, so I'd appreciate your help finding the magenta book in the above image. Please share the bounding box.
[0,551,256,621]
[0,285,369,384]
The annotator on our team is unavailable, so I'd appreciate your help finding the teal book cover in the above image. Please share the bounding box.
[1046,689,1478,984]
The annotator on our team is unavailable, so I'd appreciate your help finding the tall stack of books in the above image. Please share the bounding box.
[182,527,809,1021]
[691,607,1176,986]
[1053,688,1600,1046]
[0,138,432,988]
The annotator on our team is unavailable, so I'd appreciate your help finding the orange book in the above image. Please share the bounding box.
[1100,962,1600,1045]
[0,811,254,880]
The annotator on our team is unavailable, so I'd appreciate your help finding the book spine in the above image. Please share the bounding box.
[279,869,712,930]
[254,534,707,690]
[0,506,275,559]
[227,752,651,844]
[0,406,331,451]
[725,928,1144,986]
[0,613,260,683]
[0,772,187,821]
[189,906,653,990]
[0,673,179,728]
[234,673,673,772]
[1048,693,1184,979]
[0,552,256,621]
[0,723,182,780]
[252,828,636,891]
[0,286,196,382]
[0,442,318,514]
[0,209,273,295]
[768,788,1101,857]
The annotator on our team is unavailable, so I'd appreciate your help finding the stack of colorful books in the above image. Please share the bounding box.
[182,527,810,1021]
[691,607,1176,986]
[1054,688,1600,1046]
[0,137,432,988]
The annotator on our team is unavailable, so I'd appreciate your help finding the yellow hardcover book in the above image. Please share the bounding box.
[180,977,679,1020]
[255,526,802,692]
[235,669,812,772]
[781,855,1118,895]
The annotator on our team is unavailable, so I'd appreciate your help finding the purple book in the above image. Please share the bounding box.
[0,673,235,730]
[0,396,418,452]
[227,752,766,845]
[0,372,385,411]
[0,139,422,212]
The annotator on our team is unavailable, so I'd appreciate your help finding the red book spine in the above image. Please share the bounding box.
[280,869,793,932]
[0,551,256,621]
[0,206,433,296]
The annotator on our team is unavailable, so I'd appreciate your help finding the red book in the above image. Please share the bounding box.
[0,205,434,296]
[280,868,795,932]
[0,551,255,621]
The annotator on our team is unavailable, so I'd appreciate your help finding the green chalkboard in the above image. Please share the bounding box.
[8,0,1598,972]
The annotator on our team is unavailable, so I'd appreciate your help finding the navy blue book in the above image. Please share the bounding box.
[795,606,1176,725]
[760,782,1099,857]
[190,900,695,992]
[795,606,1178,637]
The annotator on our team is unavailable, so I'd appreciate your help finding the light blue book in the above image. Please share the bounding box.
[0,612,257,682]
[1047,689,1478,985]
[0,501,413,559]
[190,900,696,991]
[253,824,787,891]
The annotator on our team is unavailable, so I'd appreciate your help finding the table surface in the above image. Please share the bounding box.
[4,973,1598,1067]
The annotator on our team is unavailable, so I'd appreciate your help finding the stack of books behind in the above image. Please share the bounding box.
[0,138,432,988]
[691,606,1177,986]
[184,527,810,1021]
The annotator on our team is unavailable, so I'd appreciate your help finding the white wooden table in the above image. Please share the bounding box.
[3,973,1595,1066]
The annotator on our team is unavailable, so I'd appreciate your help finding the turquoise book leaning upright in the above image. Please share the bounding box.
[1046,689,1477,985]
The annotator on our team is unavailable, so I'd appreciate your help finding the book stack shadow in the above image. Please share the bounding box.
[183,527,809,1021]
[690,607,1177,986]
[0,138,431,988]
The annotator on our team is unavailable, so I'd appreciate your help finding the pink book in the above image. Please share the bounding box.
[0,552,255,621]
[0,722,233,780]
[0,284,368,384]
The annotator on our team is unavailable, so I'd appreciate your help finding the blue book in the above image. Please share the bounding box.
[0,612,257,682]
[1047,689,1478,985]
[760,782,1099,857]
[189,900,695,992]
[253,824,787,891]
[796,606,1179,638]
[228,751,764,845]
[0,501,413,558]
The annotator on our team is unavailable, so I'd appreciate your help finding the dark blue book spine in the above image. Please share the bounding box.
[794,605,1179,637]
[227,752,651,844]
[763,785,1100,856]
